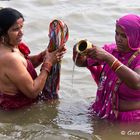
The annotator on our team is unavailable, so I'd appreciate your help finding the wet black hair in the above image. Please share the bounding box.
[0,7,24,37]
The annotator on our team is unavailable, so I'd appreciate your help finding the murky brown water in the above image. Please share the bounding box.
[0,0,140,139]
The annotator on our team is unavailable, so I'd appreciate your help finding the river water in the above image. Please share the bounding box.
[0,0,140,140]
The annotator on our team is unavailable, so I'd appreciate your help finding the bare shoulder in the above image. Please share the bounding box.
[2,52,25,65]
[0,52,27,74]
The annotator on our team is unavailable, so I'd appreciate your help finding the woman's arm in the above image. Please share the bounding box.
[29,45,66,68]
[106,53,140,90]
[5,54,51,98]
[5,49,65,99]
[28,50,46,68]
[86,46,140,89]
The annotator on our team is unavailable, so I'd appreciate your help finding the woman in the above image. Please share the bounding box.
[0,8,66,110]
[73,14,140,122]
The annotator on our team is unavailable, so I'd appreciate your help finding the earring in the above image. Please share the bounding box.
[1,36,6,44]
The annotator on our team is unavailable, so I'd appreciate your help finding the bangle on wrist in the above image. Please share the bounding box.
[115,64,123,72]
[111,59,117,68]
[40,62,52,74]
[111,59,122,72]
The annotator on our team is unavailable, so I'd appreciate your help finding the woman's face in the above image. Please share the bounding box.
[7,18,24,46]
[115,25,130,52]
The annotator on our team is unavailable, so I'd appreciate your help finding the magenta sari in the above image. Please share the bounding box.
[87,14,140,122]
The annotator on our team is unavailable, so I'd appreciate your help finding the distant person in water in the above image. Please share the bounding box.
[73,14,140,122]
[0,7,66,110]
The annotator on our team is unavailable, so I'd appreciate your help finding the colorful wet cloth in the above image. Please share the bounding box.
[41,19,69,99]
[87,14,140,122]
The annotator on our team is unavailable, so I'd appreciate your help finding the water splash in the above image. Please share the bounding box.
[71,53,79,91]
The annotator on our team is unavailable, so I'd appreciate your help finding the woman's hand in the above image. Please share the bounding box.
[43,46,66,65]
[85,45,111,62]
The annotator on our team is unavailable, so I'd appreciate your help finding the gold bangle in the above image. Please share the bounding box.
[111,59,118,68]
[115,64,123,72]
